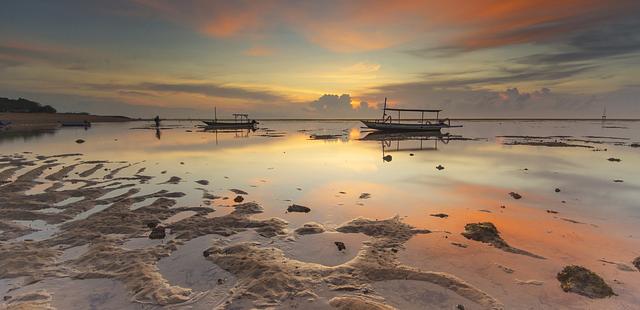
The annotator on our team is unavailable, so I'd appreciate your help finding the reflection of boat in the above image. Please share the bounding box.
[361,130,464,160]
[361,98,461,132]
[60,121,91,127]
[361,130,450,142]
[202,108,258,129]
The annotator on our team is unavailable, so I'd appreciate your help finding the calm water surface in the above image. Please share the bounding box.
[2,120,640,308]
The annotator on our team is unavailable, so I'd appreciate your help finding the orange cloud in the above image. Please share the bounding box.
[243,45,275,57]
[132,0,639,52]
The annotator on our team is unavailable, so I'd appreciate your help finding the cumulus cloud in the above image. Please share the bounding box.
[307,94,377,118]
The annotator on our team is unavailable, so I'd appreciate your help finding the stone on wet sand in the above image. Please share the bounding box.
[359,193,371,199]
[383,155,392,162]
[195,179,209,185]
[75,139,85,144]
[334,241,346,251]
[287,204,311,213]
[557,265,615,298]
[509,192,522,199]
[294,222,325,235]
[462,222,544,259]
[607,157,621,162]
[430,213,449,218]
[634,257,640,271]
[149,226,166,239]
[329,295,396,310]
[436,164,444,170]
[555,188,561,193]
[230,188,248,195]
[233,195,244,203]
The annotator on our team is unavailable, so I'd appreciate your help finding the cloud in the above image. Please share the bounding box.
[341,62,381,74]
[243,46,275,57]
[307,94,377,117]
[131,0,639,53]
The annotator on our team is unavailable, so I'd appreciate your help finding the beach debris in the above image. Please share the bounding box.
[430,213,449,218]
[294,222,325,235]
[496,264,514,274]
[195,179,209,185]
[149,225,166,239]
[287,204,311,213]
[230,188,248,195]
[75,139,85,144]
[359,193,371,199]
[555,188,561,193]
[451,242,468,248]
[161,176,182,184]
[335,241,346,251]
[607,157,621,162]
[633,257,640,271]
[546,210,559,214]
[508,192,522,199]
[436,164,444,170]
[557,265,615,298]
[383,155,392,162]
[233,195,244,203]
[516,279,544,286]
[462,222,544,259]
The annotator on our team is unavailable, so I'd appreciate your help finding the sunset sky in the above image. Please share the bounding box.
[1,0,640,118]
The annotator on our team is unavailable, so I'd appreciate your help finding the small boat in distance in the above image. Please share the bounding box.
[361,98,461,132]
[60,121,91,127]
[202,107,258,130]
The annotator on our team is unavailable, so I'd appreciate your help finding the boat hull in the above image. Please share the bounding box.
[202,121,257,129]
[60,122,91,127]
[361,120,457,131]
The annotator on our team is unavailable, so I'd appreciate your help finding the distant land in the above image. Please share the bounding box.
[0,97,132,130]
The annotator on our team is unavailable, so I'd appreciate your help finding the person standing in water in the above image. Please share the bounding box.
[154,116,161,128]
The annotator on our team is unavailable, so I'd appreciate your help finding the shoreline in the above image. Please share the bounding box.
[0,112,132,131]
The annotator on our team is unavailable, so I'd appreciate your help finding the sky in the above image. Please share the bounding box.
[1,0,640,118]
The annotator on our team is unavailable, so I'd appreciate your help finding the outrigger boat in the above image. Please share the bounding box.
[202,107,258,130]
[361,98,461,132]
[60,121,91,127]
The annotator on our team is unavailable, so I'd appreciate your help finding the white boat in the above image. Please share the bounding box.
[361,98,461,132]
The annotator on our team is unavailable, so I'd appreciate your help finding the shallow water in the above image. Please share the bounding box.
[1,120,640,309]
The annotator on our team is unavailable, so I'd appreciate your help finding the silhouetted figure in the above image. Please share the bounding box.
[154,116,161,128]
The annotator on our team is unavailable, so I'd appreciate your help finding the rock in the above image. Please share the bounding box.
[294,222,325,235]
[430,213,448,218]
[359,193,371,199]
[509,192,522,199]
[613,179,624,183]
[555,188,561,193]
[633,257,640,271]
[383,155,392,162]
[230,188,248,195]
[233,195,244,203]
[75,139,85,144]
[451,242,468,248]
[409,153,414,156]
[456,305,465,310]
[436,164,444,170]
[462,222,544,259]
[287,204,311,213]
[557,265,615,298]
[146,220,159,229]
[516,279,544,286]
[335,241,346,251]
[195,180,209,185]
[547,210,559,214]
[149,226,166,239]
[496,264,514,274]
[607,157,621,162]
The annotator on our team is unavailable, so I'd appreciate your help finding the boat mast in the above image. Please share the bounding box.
[602,105,606,122]
[382,97,387,120]
[214,107,217,122]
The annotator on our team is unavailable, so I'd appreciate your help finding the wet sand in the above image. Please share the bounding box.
[0,120,639,309]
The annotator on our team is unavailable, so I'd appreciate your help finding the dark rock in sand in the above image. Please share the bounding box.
[547,210,559,214]
[430,213,449,218]
[456,305,465,310]
[233,195,244,203]
[557,265,615,298]
[607,157,621,162]
[146,220,160,229]
[335,241,346,251]
[613,179,624,183]
[462,222,544,259]
[451,242,468,248]
[75,139,85,144]
[509,192,522,199]
[287,204,311,213]
[230,188,248,195]
[383,155,392,162]
[149,226,166,239]
[161,176,182,184]
[436,164,444,170]
[359,193,371,199]
[195,180,209,186]
[555,188,561,193]
[633,257,640,271]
